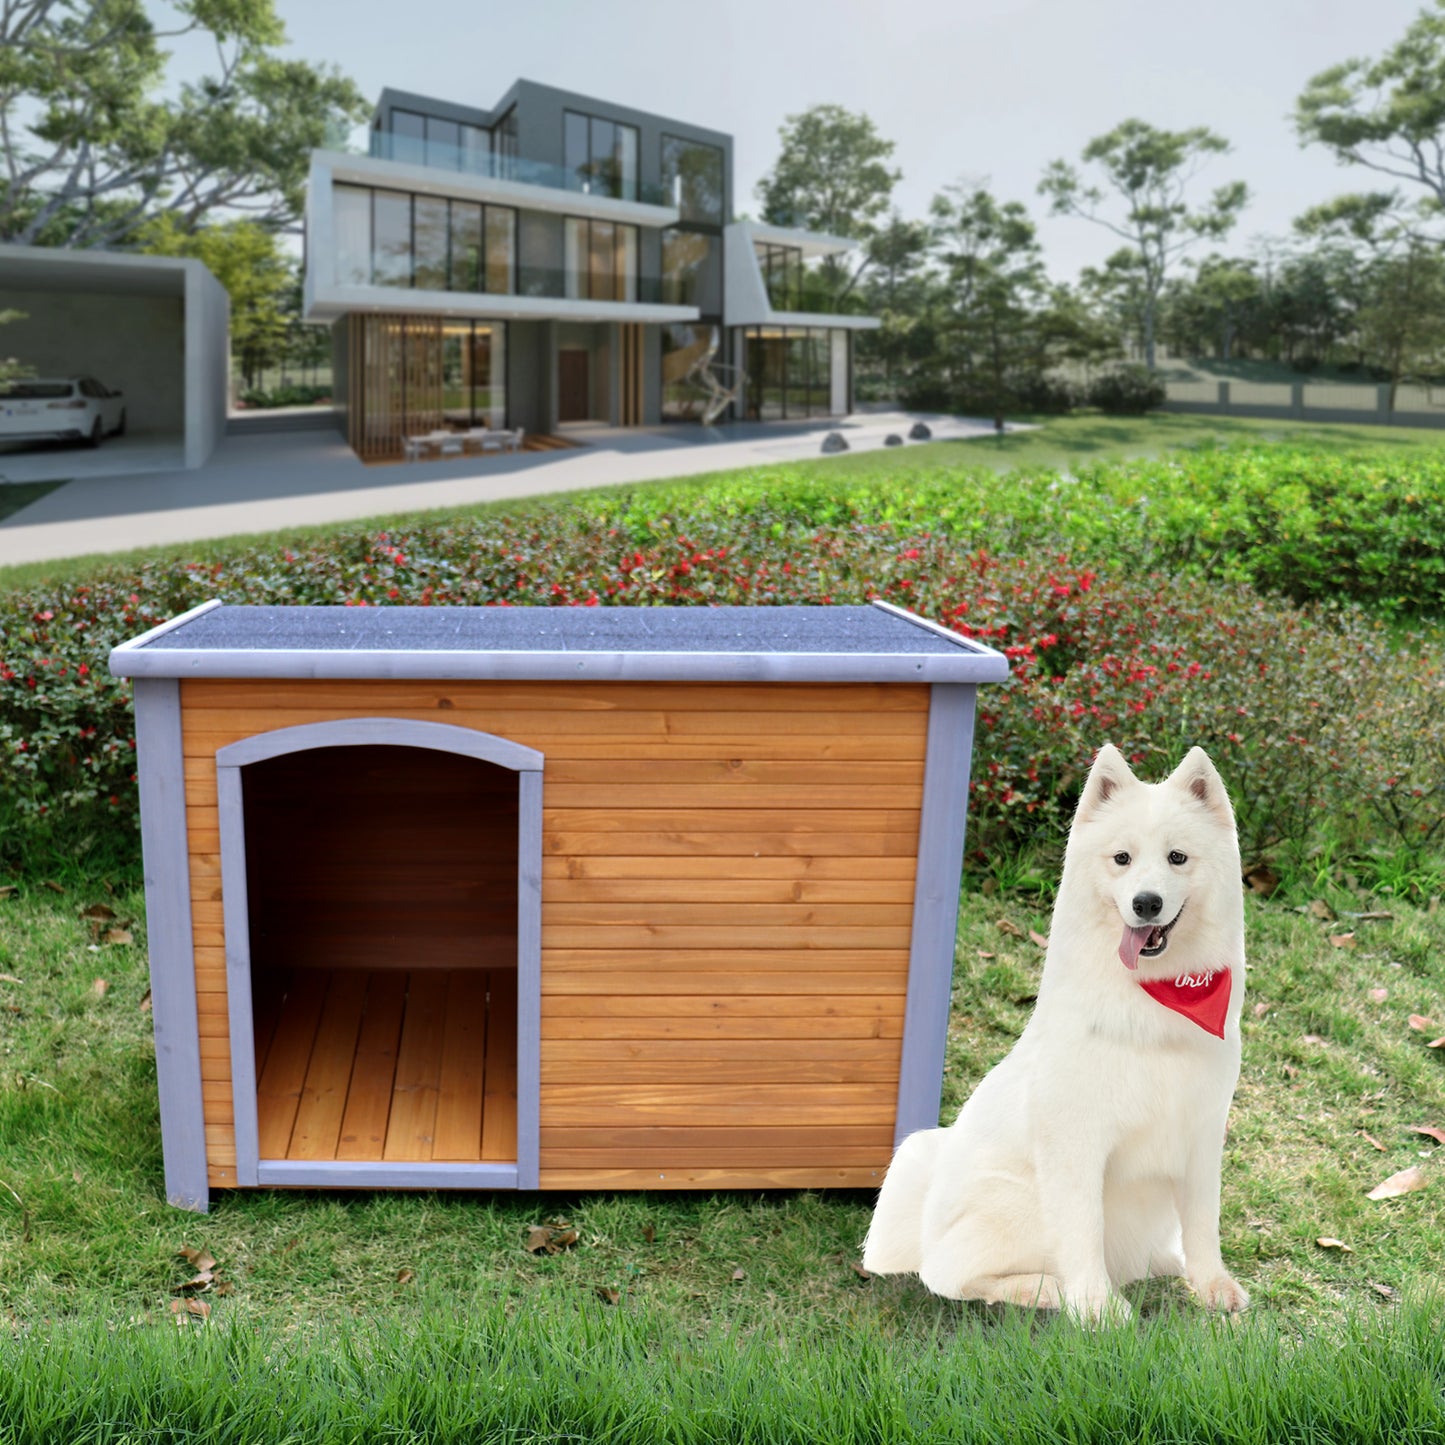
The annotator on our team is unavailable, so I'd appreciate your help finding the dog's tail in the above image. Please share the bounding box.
[861,1127,943,1275]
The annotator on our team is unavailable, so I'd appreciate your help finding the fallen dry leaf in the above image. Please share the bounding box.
[213,1280,234,1297]
[1367,1166,1428,1201]
[41,880,64,895]
[1302,1034,1327,1046]
[102,929,133,946]
[90,978,109,998]
[1408,1015,1434,1032]
[0,974,22,986]
[1370,1282,1400,1302]
[396,1268,415,1285]
[1308,899,1335,921]
[172,1272,215,1294]
[169,1299,211,1322]
[997,918,1025,939]
[1358,1131,1388,1152]
[596,1286,621,1306]
[976,950,995,960]
[524,1224,578,1255]
[80,904,117,922]
[1350,911,1394,922]
[1283,1064,1300,1080]
[1429,1037,1445,1050]
[1408,1125,1445,1146]
[139,989,152,1013]
[851,1261,872,1281]
[1244,864,1279,897]
[0,885,16,898]
[1329,933,1356,949]
[1315,1237,1353,1252]
[731,1267,745,1282]
[1368,988,1389,1003]
[178,1247,217,1273]
[1028,930,1049,950]
[641,1224,655,1244]
[1252,1001,1270,1018]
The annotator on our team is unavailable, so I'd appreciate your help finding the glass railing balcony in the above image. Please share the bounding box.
[515,267,669,306]
[362,132,671,207]
[763,276,859,316]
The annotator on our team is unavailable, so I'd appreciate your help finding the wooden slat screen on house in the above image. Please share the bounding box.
[181,678,925,1191]
[620,323,643,426]
[347,313,447,460]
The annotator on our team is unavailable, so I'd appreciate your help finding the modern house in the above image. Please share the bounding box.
[302,80,879,459]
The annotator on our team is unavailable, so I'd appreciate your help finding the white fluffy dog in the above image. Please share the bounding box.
[862,744,1250,1324]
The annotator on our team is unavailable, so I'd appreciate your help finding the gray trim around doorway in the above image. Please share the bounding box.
[214,716,544,1191]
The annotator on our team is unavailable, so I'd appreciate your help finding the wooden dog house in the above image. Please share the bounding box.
[110,602,1007,1212]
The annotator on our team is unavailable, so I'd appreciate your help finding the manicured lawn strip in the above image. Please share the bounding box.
[0,482,61,528]
[3,410,1444,592]
[1,1296,1443,1445]
[1,881,1440,1330]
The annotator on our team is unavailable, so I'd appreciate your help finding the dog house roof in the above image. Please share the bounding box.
[109,600,1009,684]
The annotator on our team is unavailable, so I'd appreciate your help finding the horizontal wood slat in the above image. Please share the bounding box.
[542,832,920,859]
[543,878,916,905]
[541,970,907,996]
[541,855,917,881]
[180,680,930,714]
[541,902,914,928]
[538,1167,886,1189]
[540,1082,895,1126]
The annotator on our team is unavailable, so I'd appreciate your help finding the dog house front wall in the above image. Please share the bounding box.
[113,604,1008,1210]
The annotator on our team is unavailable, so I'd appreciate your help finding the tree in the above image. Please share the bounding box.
[140,215,293,387]
[1039,119,1249,370]
[855,212,933,396]
[755,104,901,301]
[0,0,370,248]
[929,184,1051,426]
[1295,2,1445,230]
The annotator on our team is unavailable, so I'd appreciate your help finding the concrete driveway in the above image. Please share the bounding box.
[0,410,1008,567]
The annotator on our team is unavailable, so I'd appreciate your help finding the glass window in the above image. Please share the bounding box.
[810,329,831,413]
[461,124,489,175]
[564,217,585,299]
[475,325,506,429]
[661,323,720,421]
[617,123,638,202]
[335,185,372,286]
[661,136,724,225]
[427,117,460,169]
[442,323,470,427]
[494,108,518,179]
[485,207,515,294]
[616,225,637,303]
[392,110,425,166]
[590,220,615,302]
[662,230,719,309]
[589,118,617,198]
[450,202,482,292]
[372,191,412,288]
[412,196,449,290]
[564,111,590,192]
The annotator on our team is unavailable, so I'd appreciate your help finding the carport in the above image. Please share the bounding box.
[0,245,229,482]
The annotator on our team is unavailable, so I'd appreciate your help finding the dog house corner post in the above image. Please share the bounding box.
[133,677,210,1213]
[516,767,543,1190]
[894,682,980,1147]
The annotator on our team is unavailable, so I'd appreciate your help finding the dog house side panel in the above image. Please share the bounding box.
[178,676,929,1191]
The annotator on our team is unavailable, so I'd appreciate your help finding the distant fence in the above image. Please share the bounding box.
[1162,379,1445,429]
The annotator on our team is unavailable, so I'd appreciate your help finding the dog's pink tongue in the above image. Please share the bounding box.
[1118,925,1152,972]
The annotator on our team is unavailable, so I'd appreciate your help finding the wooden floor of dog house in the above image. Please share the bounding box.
[253,968,518,1163]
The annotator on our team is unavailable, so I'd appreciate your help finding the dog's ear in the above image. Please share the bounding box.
[1076,743,1137,822]
[1168,746,1234,824]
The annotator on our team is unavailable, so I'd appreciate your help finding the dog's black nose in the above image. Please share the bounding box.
[1132,891,1164,921]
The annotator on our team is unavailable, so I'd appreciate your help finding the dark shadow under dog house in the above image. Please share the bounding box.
[110,602,1007,1212]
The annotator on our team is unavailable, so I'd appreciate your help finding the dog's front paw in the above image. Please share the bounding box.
[1063,1289,1133,1329]
[1192,1272,1250,1313]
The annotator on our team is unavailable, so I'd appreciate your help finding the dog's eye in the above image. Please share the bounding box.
[1113,852,1131,866]
[1168,850,1188,866]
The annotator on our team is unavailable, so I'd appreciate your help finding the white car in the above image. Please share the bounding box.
[0,376,127,447]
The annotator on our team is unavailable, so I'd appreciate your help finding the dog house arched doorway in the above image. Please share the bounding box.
[215,718,541,1190]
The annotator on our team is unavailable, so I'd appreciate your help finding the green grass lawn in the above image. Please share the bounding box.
[0,481,61,526]
[4,409,1444,595]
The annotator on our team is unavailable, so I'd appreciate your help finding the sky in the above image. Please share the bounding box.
[220,0,1431,281]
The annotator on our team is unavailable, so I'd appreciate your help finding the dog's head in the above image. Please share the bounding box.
[1067,744,1241,976]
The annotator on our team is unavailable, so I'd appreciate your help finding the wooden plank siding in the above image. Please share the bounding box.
[179,678,927,1190]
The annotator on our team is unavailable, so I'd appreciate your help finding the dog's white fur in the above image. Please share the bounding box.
[862,744,1249,1324]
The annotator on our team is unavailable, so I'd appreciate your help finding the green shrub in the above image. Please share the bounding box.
[238,382,331,409]
[2,485,1440,873]
[1086,365,1167,414]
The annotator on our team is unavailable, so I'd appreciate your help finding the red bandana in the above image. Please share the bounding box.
[1140,968,1232,1039]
